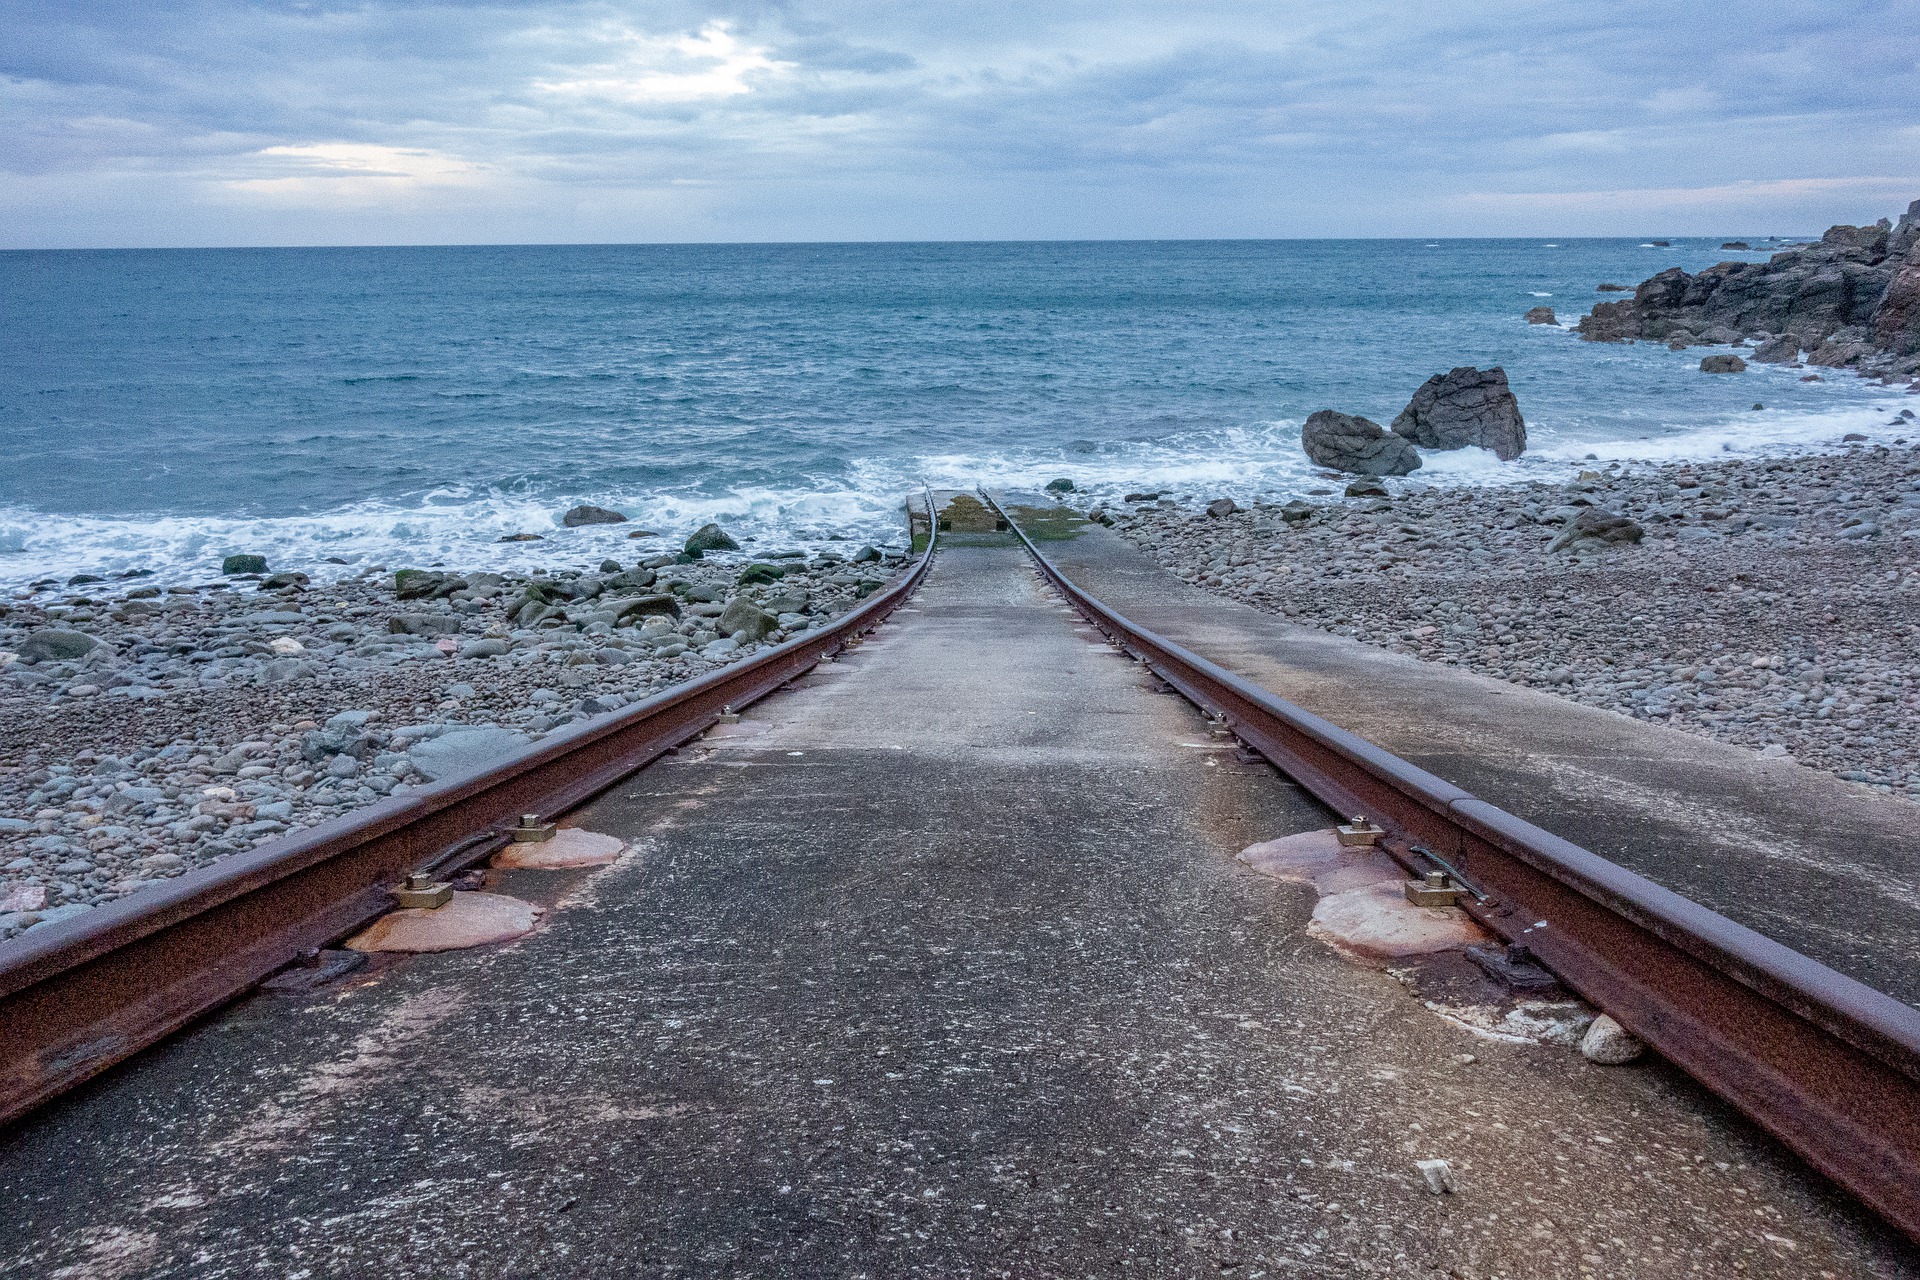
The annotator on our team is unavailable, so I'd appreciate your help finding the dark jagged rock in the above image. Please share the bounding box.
[1751,334,1800,364]
[1575,197,1920,376]
[561,504,628,527]
[1300,410,1421,476]
[1700,354,1747,374]
[683,522,741,556]
[1525,306,1557,325]
[1547,508,1644,553]
[1877,222,1920,357]
[1390,367,1527,460]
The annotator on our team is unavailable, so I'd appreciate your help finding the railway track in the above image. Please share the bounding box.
[2,490,1918,1246]
[986,492,1920,1244]
[0,515,940,1131]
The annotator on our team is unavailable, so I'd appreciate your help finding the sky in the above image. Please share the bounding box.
[3,0,1918,247]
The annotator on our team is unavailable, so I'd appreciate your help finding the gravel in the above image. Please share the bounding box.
[1106,441,1920,800]
[0,547,903,940]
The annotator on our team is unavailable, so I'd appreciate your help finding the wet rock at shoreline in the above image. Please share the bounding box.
[684,522,741,555]
[561,504,628,527]
[1700,354,1747,374]
[1525,306,1557,325]
[1391,367,1527,461]
[222,554,268,575]
[1573,195,1920,380]
[1301,410,1422,477]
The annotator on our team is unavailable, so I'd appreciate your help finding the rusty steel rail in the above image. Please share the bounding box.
[0,523,937,1129]
[992,496,1920,1242]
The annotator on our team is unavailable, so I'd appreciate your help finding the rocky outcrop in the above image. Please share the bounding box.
[1877,226,1920,357]
[1546,508,1644,554]
[1525,306,1557,325]
[561,504,627,527]
[683,522,740,555]
[1301,410,1421,476]
[1390,367,1527,461]
[1700,354,1747,373]
[1574,196,1920,375]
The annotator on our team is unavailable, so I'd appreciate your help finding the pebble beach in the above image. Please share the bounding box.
[0,536,904,938]
[1106,439,1920,798]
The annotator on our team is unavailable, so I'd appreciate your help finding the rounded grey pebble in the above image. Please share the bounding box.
[1580,1013,1646,1065]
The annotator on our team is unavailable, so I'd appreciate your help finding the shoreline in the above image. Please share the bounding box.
[0,536,906,939]
[1099,440,1920,799]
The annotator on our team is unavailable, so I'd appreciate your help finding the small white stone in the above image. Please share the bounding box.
[1580,1013,1646,1065]
[1415,1158,1456,1194]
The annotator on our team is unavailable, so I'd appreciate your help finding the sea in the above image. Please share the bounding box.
[0,238,1908,588]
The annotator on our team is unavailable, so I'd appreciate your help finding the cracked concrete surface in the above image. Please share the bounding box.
[1016,505,1920,1009]
[0,539,1911,1277]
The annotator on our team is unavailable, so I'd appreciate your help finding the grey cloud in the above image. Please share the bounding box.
[1,0,1916,244]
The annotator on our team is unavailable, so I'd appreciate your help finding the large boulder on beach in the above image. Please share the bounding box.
[718,597,778,642]
[1301,410,1421,476]
[1390,367,1527,461]
[221,554,268,575]
[683,522,740,556]
[561,504,628,527]
[17,629,103,664]
[1548,508,1644,553]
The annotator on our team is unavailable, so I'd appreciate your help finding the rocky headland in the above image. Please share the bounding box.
[1099,441,1920,799]
[1576,197,1920,379]
[0,526,904,939]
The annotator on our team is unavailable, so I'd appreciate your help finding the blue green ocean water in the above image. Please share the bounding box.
[0,238,1905,584]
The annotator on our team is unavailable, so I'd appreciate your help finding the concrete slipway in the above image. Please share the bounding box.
[0,533,1911,1277]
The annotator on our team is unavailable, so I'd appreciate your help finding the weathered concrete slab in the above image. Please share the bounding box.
[1018,506,1920,1007]
[0,543,1909,1277]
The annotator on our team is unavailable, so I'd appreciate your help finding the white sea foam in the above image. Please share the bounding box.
[1,397,1910,591]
